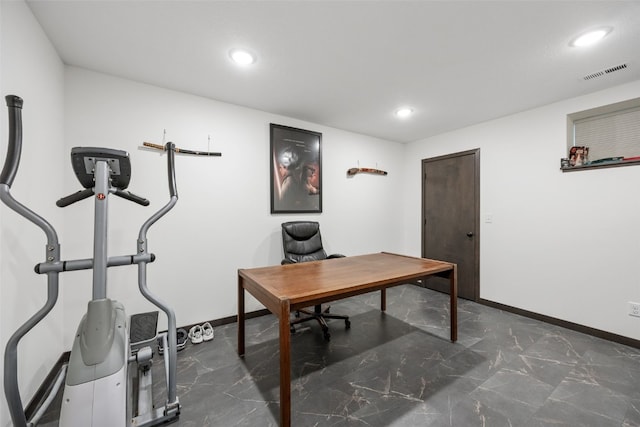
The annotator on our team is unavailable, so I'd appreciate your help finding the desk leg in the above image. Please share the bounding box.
[237,276,245,356]
[380,289,386,311]
[279,300,291,427]
[450,265,458,343]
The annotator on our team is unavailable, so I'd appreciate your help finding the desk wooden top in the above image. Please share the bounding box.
[238,252,454,307]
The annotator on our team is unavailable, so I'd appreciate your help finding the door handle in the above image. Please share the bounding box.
[466,232,474,237]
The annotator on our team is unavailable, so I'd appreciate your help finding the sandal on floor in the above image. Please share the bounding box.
[188,325,203,344]
[202,322,214,342]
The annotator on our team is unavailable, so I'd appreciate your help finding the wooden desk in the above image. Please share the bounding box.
[237,252,457,427]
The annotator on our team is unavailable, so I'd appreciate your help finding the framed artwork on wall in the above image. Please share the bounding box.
[270,123,322,213]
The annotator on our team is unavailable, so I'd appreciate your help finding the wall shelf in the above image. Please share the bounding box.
[561,158,640,172]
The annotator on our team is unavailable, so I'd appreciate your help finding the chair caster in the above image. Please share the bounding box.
[290,326,296,333]
[345,319,351,329]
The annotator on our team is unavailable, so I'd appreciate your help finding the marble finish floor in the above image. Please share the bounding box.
[41,285,640,426]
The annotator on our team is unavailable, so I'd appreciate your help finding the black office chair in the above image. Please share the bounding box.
[281,221,351,341]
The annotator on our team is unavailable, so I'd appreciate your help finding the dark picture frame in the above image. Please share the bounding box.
[270,123,322,213]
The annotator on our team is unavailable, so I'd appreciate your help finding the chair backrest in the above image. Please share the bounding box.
[281,221,328,263]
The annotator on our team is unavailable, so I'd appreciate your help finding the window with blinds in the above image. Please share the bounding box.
[567,97,640,169]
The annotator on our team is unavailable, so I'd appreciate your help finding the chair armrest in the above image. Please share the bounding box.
[327,254,346,259]
[281,258,297,265]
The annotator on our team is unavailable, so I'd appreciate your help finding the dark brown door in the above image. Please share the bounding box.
[422,149,479,301]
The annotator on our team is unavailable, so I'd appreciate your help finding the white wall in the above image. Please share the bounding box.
[62,67,405,346]
[403,79,640,340]
[0,1,65,425]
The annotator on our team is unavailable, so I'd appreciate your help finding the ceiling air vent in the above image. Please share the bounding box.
[583,63,628,81]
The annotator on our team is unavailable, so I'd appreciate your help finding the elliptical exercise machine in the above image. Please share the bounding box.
[1,95,181,427]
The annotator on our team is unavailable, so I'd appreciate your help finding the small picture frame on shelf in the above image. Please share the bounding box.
[569,146,589,166]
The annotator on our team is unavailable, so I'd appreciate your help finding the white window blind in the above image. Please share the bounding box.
[573,106,640,161]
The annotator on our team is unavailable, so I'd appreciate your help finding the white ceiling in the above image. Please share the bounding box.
[26,0,640,143]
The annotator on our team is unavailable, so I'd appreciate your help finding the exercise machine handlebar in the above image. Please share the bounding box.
[166,142,178,198]
[56,188,150,208]
[1,95,24,187]
[115,189,150,206]
[2,95,61,427]
[56,188,94,207]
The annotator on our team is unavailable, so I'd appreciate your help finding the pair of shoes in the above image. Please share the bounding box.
[156,328,188,355]
[188,322,215,344]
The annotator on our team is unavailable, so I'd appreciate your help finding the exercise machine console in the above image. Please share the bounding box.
[1,95,181,427]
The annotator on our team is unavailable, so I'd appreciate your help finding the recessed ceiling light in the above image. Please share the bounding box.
[395,107,413,118]
[229,48,256,66]
[570,28,611,47]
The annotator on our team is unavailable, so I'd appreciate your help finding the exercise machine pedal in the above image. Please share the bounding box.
[130,311,159,352]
